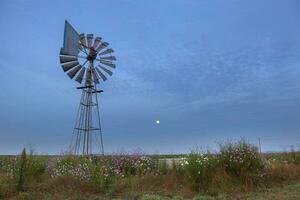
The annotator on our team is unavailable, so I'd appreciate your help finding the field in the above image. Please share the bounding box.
[1,139,300,200]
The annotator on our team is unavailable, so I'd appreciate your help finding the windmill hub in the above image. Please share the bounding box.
[87,48,97,61]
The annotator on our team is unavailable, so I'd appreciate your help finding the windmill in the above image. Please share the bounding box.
[59,20,116,155]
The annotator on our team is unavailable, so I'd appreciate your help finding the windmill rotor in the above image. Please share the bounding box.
[59,20,116,155]
[59,21,116,85]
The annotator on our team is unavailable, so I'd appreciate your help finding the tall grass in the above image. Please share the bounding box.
[16,148,26,191]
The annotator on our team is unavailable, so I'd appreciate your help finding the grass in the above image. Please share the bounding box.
[5,182,300,199]
[1,139,300,199]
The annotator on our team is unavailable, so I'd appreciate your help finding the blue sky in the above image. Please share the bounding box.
[1,0,300,154]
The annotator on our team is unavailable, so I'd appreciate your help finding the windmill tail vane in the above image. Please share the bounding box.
[59,20,116,155]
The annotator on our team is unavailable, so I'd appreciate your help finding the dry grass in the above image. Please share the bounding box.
[112,173,195,199]
[265,163,300,184]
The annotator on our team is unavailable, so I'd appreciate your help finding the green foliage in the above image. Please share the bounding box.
[17,148,27,191]
[0,175,15,199]
[184,152,219,191]
[219,139,264,181]
[90,162,112,188]
[290,148,300,164]
[156,160,168,175]
[13,148,47,191]
[25,156,47,182]
[0,156,11,173]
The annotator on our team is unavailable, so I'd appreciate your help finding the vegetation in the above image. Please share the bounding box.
[0,139,300,199]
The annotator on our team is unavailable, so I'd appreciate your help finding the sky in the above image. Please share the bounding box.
[1,0,300,154]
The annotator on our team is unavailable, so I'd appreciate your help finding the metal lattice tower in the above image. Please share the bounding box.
[59,21,116,155]
[72,66,104,155]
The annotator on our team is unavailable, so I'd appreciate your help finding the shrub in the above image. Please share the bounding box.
[219,139,264,181]
[103,154,155,177]
[184,151,218,191]
[51,156,92,181]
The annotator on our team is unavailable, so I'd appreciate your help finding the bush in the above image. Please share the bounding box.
[51,156,92,181]
[219,139,264,181]
[184,151,218,192]
[97,154,155,177]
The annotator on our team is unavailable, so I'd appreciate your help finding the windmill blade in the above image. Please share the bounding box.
[60,55,78,63]
[61,61,79,72]
[100,56,116,61]
[93,37,102,49]
[67,65,82,79]
[92,68,100,84]
[100,59,116,68]
[87,34,93,48]
[95,67,107,81]
[98,48,114,56]
[96,42,109,52]
[79,33,86,48]
[99,65,113,76]
[78,41,83,51]
[75,67,86,83]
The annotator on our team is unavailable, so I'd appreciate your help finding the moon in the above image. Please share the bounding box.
[156,120,160,124]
